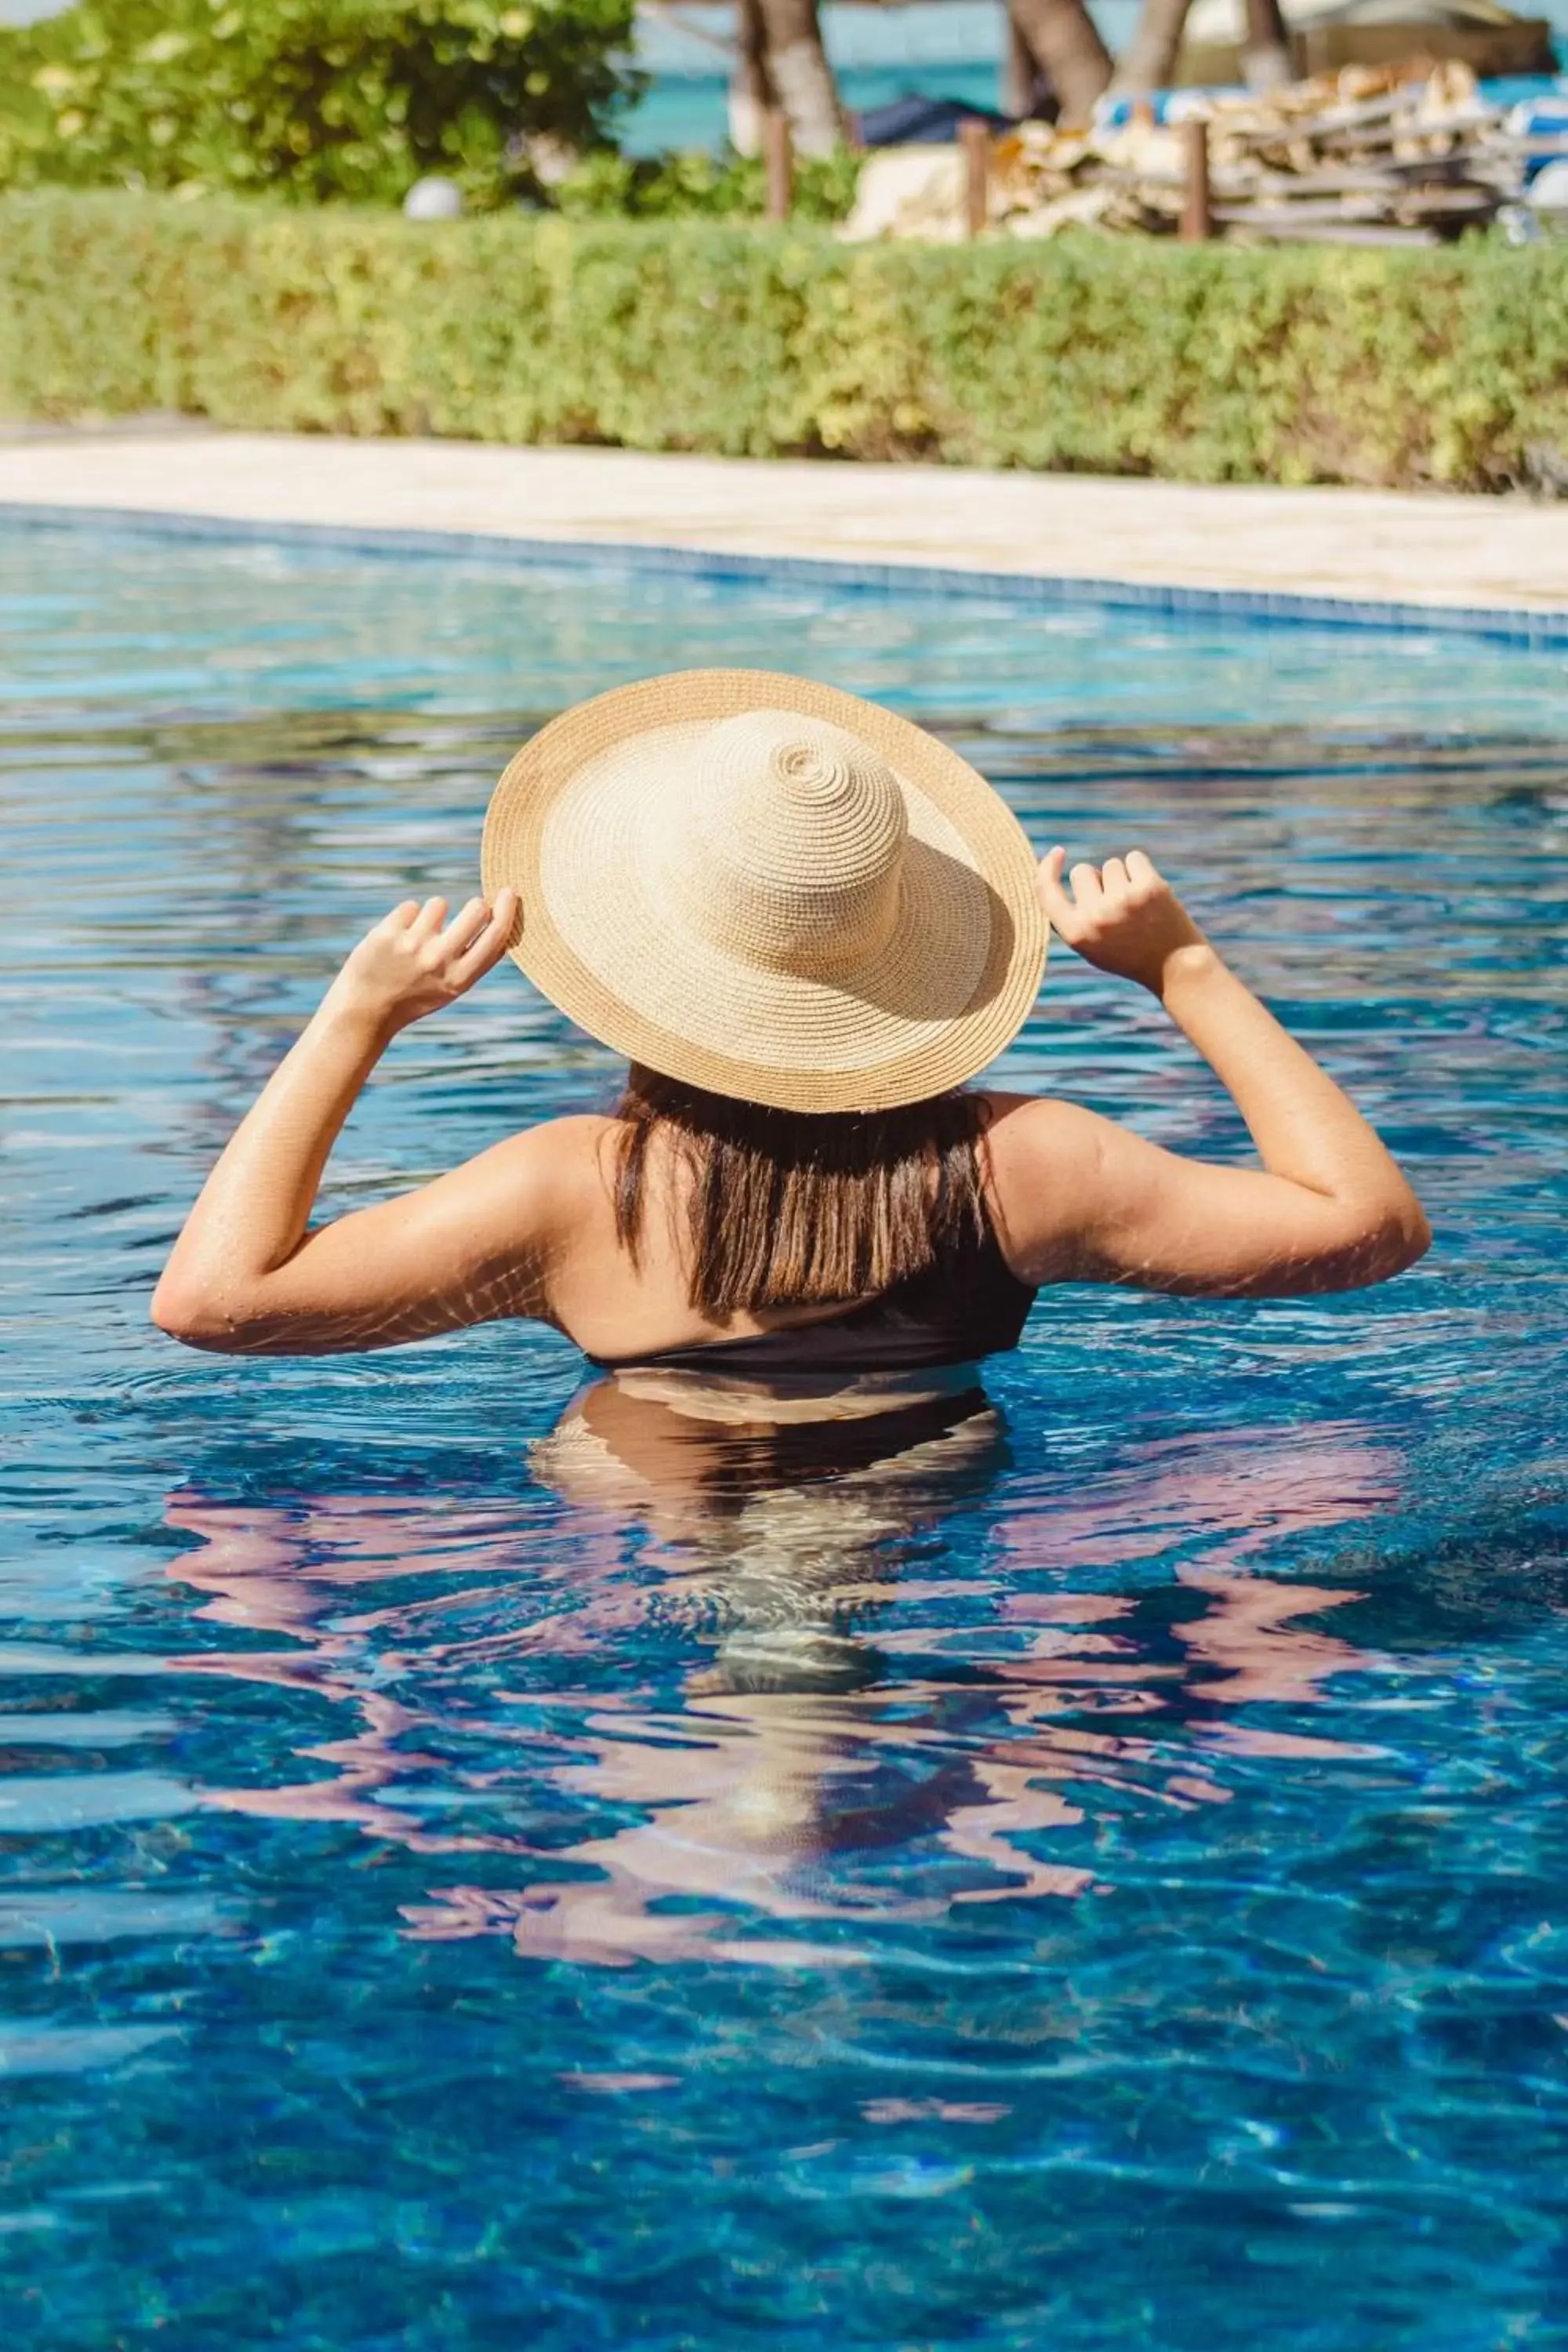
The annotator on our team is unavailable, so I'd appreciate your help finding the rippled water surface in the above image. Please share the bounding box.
[4,521,1567,2350]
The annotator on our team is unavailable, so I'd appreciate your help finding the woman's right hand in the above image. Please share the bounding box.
[1036,847,1210,995]
[322,891,520,1036]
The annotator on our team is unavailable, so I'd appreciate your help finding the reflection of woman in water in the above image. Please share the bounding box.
[152,669,1428,1388]
[165,1406,1399,1962]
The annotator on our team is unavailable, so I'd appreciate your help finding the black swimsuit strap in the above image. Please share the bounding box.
[586,1220,1034,1378]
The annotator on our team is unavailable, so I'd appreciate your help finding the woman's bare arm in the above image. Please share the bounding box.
[988,849,1431,1297]
[150,891,562,1353]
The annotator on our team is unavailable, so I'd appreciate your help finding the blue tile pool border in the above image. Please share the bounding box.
[8,498,1568,652]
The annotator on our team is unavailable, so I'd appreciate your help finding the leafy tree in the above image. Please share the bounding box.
[0,0,641,206]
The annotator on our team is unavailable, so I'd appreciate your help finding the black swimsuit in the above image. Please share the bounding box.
[585,1221,1035,1379]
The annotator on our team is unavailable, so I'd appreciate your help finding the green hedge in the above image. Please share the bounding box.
[4,191,1566,489]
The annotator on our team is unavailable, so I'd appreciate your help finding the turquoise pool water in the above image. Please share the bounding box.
[3,521,1566,2349]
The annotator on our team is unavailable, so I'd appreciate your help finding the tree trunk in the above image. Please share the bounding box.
[1004,13,1054,118]
[1005,0,1112,126]
[1109,0,1196,97]
[1241,0,1294,90]
[729,0,775,157]
[757,0,846,158]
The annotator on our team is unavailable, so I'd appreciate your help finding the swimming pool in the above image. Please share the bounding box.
[3,519,1566,2350]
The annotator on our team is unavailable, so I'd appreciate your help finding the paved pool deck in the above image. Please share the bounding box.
[5,428,1566,630]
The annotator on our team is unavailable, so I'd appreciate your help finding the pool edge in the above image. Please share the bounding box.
[8,498,1568,651]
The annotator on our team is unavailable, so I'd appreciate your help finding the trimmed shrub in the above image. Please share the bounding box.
[0,0,638,209]
[551,146,861,224]
[2,191,1566,490]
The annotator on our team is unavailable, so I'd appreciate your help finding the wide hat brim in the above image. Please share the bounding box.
[481,668,1047,1113]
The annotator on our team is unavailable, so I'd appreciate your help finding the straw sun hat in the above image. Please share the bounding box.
[481,668,1047,1114]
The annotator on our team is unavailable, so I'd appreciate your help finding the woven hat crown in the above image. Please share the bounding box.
[658,711,908,979]
[481,667,1048,1112]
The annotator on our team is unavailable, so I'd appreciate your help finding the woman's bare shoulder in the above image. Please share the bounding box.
[416,1112,622,1247]
[469,1112,622,1199]
[974,1091,1120,1279]
[495,1110,621,1156]
[976,1091,1112,1166]
[394,1114,624,1314]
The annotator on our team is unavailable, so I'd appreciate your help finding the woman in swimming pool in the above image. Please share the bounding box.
[151,668,1430,1379]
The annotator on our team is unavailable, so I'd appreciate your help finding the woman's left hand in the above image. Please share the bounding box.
[323,891,520,1037]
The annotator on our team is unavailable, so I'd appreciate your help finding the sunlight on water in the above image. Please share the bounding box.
[2,522,1566,2350]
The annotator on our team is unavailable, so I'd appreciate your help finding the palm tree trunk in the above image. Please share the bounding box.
[1004,13,1051,117]
[1241,0,1294,89]
[1005,0,1113,126]
[757,0,847,158]
[729,0,775,157]
[1109,0,1196,96]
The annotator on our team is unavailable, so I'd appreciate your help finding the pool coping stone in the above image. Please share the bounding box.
[5,435,1568,649]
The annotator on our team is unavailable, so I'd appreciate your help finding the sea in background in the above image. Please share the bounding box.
[622,0,1568,152]
[2,0,1564,158]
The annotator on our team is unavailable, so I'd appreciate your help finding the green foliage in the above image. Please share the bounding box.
[0,0,639,207]
[551,145,861,223]
[3,191,1566,492]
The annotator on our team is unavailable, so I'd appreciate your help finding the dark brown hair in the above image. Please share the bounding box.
[612,1065,990,1319]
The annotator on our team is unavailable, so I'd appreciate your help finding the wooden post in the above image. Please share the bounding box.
[1179,117,1211,241]
[960,118,990,238]
[762,107,792,223]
